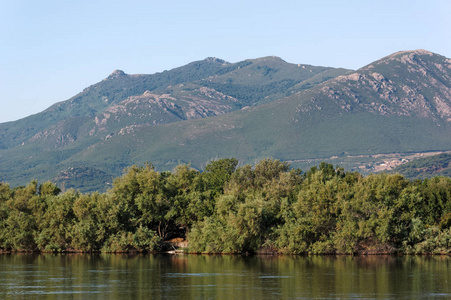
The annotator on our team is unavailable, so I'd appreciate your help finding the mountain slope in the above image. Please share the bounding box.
[0,56,350,190]
[0,59,225,149]
[54,50,451,179]
[392,153,451,179]
[0,56,347,149]
[1,50,450,192]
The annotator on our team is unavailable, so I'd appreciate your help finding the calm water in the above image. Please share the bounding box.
[0,254,450,299]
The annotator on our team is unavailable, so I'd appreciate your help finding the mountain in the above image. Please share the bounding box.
[0,56,350,191]
[1,50,450,192]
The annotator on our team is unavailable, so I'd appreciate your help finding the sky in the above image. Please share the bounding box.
[1,0,450,123]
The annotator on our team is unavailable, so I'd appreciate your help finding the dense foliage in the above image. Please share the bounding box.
[1,159,450,254]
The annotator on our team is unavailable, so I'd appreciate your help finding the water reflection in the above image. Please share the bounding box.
[0,254,450,299]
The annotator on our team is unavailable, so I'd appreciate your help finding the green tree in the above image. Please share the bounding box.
[0,183,12,249]
[275,165,352,254]
[334,173,409,253]
[36,189,78,252]
[203,158,238,194]
[71,193,105,251]
[2,181,40,251]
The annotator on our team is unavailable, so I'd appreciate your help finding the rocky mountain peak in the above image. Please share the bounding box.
[107,69,127,79]
[204,57,228,64]
[391,49,433,57]
[252,56,286,64]
[365,49,437,69]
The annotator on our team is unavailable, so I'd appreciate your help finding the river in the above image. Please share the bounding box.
[0,254,450,299]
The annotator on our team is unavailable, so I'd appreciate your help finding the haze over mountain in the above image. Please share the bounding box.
[1,50,450,192]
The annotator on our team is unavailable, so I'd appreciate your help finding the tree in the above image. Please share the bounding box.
[36,189,77,252]
[2,181,40,251]
[203,158,238,194]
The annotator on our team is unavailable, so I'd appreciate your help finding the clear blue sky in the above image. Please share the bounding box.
[1,0,450,123]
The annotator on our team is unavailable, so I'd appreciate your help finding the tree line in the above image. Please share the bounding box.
[1,159,450,254]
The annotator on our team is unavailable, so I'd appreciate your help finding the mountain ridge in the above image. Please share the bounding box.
[1,50,450,192]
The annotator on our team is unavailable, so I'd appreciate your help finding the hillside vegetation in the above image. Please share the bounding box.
[392,153,451,179]
[1,159,450,255]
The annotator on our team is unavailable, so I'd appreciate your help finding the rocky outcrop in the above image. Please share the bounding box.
[106,69,127,80]
[294,50,451,122]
